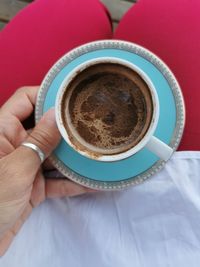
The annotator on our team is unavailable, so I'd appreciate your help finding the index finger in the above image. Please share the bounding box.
[0,86,39,122]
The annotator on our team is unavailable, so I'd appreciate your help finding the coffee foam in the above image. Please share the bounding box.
[62,63,153,155]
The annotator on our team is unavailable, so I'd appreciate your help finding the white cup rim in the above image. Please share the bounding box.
[55,57,160,162]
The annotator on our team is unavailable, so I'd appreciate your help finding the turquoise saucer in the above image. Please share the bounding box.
[35,40,185,190]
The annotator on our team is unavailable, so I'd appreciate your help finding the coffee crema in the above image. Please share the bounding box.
[61,63,153,155]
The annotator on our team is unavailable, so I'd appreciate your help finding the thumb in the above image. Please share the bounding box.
[13,109,61,174]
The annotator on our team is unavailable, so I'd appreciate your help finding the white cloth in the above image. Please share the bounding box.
[1,151,200,267]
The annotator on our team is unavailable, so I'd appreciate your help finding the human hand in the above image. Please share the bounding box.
[0,86,93,255]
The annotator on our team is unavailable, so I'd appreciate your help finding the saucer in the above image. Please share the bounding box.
[35,40,185,190]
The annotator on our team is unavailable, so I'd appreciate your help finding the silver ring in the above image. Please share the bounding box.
[21,142,46,163]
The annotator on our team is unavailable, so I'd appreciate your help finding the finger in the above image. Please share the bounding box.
[45,179,95,198]
[26,108,61,159]
[0,86,39,122]
[11,109,61,178]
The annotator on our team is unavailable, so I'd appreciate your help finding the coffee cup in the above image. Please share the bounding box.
[55,57,173,162]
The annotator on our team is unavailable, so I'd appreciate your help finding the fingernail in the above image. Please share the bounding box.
[45,108,56,119]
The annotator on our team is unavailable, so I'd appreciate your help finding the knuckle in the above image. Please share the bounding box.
[15,87,26,96]
[14,87,27,100]
[16,86,37,93]
[29,128,54,152]
[15,86,33,98]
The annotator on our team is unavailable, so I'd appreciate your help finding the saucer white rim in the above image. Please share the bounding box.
[35,40,185,190]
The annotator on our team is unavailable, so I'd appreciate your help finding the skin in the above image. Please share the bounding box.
[0,86,94,255]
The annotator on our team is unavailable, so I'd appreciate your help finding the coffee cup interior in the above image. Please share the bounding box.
[56,58,160,162]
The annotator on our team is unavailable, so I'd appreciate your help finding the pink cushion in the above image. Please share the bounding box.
[115,0,200,150]
[0,0,112,106]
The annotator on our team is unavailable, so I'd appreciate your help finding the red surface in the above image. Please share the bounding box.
[0,0,199,150]
[115,0,200,150]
